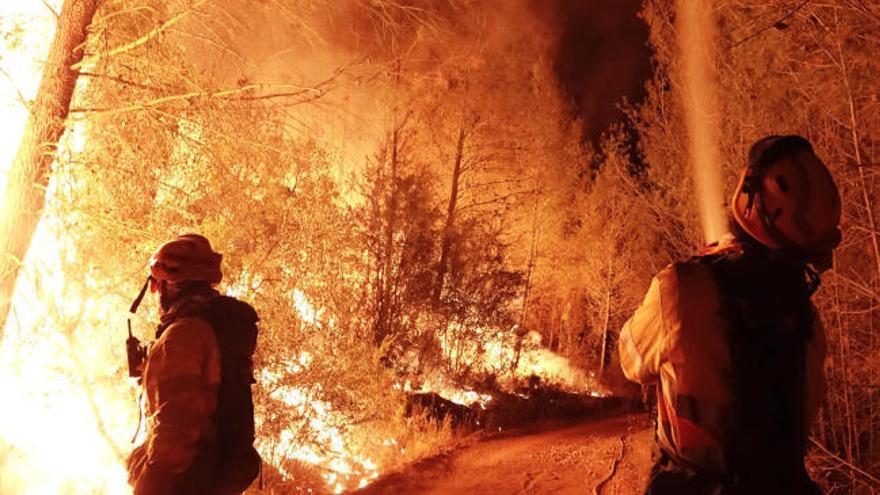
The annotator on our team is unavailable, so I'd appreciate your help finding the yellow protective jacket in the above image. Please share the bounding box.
[128,294,222,493]
[619,259,826,474]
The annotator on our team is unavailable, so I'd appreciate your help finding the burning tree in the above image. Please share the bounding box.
[0,0,97,337]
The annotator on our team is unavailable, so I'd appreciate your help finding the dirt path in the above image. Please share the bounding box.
[359,414,654,494]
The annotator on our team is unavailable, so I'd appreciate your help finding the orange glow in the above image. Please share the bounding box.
[408,374,494,408]
[0,1,58,193]
[439,326,607,396]
[0,2,133,494]
[259,377,384,491]
[0,4,607,494]
[0,211,134,495]
[256,294,385,492]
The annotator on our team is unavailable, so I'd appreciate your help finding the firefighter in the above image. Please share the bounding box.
[619,135,840,494]
[127,234,224,494]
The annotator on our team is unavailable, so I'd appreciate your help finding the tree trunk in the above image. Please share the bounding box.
[512,195,540,374]
[374,124,401,347]
[0,0,98,339]
[433,126,466,303]
[599,252,614,375]
[599,198,617,374]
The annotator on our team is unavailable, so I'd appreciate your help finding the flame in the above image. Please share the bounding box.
[0,7,605,492]
[407,324,608,418]
[438,324,607,396]
[0,164,133,494]
[260,376,383,491]
[408,374,494,409]
[0,197,133,495]
[256,293,385,492]
[293,289,322,327]
[0,3,134,494]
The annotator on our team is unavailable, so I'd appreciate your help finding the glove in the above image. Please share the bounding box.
[133,464,180,495]
[126,444,148,486]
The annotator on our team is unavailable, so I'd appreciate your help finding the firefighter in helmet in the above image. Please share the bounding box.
[619,135,840,494]
[127,234,224,494]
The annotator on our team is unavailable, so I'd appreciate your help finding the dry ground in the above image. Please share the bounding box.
[358,413,654,494]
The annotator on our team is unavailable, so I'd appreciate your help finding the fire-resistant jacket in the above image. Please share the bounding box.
[143,315,221,471]
[129,292,222,493]
[618,261,826,474]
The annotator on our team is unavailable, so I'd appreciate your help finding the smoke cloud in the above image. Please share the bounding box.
[538,0,652,143]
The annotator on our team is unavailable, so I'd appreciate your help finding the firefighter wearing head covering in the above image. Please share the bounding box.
[127,234,224,495]
[619,136,840,494]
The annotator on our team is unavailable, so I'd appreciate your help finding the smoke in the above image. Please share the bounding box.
[514,331,605,393]
[183,1,655,162]
[538,0,652,143]
[675,0,728,243]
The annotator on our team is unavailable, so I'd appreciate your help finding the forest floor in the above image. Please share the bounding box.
[358,413,654,494]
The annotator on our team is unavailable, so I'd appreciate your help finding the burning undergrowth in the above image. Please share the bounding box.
[244,287,615,493]
[400,325,616,432]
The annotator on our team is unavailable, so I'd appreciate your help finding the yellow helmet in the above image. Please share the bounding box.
[731,136,841,257]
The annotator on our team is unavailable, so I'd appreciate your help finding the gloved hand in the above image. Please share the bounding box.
[133,464,180,495]
[126,443,148,486]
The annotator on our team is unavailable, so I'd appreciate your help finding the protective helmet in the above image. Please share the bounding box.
[149,234,223,285]
[731,135,841,256]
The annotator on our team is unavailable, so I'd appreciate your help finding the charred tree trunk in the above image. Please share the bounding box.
[0,0,98,339]
[433,126,466,303]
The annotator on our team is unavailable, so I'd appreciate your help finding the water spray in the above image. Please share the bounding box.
[676,0,729,244]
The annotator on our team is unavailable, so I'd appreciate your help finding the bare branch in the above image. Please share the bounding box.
[40,0,59,19]
[809,437,880,486]
[0,65,32,113]
[69,82,328,115]
[729,0,812,50]
[77,71,165,92]
[73,0,210,70]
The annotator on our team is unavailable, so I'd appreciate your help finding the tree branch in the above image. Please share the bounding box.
[809,437,880,486]
[77,71,165,91]
[73,0,210,70]
[69,82,328,115]
[729,0,811,50]
[40,0,59,19]
[0,65,32,113]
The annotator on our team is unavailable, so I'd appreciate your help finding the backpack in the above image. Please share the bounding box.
[705,252,820,494]
[206,295,261,492]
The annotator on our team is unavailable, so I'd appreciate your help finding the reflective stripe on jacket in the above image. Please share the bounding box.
[142,315,221,474]
[619,261,826,473]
